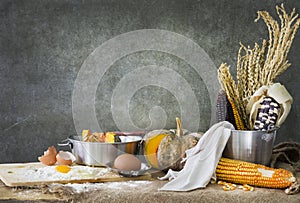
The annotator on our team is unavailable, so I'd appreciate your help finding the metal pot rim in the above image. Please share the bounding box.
[67,135,143,145]
[231,126,279,134]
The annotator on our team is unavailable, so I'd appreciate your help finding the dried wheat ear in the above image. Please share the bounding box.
[218,4,300,129]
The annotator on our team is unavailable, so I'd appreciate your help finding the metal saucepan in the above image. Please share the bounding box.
[58,134,144,166]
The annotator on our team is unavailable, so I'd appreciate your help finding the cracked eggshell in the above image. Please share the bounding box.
[56,151,76,166]
[38,146,57,166]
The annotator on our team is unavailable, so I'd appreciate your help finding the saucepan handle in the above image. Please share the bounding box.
[57,139,73,149]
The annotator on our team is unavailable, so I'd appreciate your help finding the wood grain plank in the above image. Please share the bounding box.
[0,163,152,187]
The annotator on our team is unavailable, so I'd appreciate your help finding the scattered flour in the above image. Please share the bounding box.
[10,164,152,195]
[104,180,151,189]
[48,180,152,193]
[23,165,111,181]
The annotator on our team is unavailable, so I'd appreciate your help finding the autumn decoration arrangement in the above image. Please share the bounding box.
[217,4,300,131]
[34,4,300,195]
[214,4,300,194]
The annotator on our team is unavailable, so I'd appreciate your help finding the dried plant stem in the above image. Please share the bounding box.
[237,42,266,107]
[218,63,249,129]
[218,4,300,129]
[256,4,300,85]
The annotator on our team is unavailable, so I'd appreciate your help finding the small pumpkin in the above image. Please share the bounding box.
[143,117,201,171]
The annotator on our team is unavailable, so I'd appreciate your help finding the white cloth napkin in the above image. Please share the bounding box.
[158,121,234,191]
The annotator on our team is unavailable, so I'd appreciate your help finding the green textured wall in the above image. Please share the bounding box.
[1,0,299,163]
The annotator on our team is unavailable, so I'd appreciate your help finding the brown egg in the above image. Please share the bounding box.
[38,146,57,166]
[114,154,141,171]
[56,151,76,166]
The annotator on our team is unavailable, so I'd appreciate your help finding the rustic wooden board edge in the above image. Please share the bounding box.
[1,174,153,187]
[0,162,154,187]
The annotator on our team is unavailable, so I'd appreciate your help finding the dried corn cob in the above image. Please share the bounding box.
[253,96,281,131]
[216,90,246,130]
[216,158,296,188]
[227,98,245,130]
[216,90,228,122]
[216,90,237,128]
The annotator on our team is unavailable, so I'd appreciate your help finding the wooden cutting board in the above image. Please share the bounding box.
[0,162,152,187]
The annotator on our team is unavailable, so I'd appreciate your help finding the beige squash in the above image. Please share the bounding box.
[143,118,201,170]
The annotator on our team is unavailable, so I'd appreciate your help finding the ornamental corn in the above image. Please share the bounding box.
[253,96,280,131]
[227,98,245,130]
[216,90,228,122]
[216,158,296,188]
[216,90,245,130]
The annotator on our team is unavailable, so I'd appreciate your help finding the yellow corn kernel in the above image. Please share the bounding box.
[216,158,295,189]
[227,98,245,130]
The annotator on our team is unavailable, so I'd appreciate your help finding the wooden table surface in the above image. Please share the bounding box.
[1,171,299,203]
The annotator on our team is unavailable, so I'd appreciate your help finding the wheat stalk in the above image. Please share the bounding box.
[218,4,300,129]
[256,4,300,85]
[218,63,249,129]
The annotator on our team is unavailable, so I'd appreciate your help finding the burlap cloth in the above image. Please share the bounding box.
[271,141,300,172]
[270,141,300,195]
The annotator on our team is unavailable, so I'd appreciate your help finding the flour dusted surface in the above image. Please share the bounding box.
[24,165,111,181]
[48,180,153,193]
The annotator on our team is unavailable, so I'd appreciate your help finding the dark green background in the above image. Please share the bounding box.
[1,0,299,163]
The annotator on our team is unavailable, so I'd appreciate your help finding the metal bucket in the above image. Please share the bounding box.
[58,135,143,166]
[223,129,277,166]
